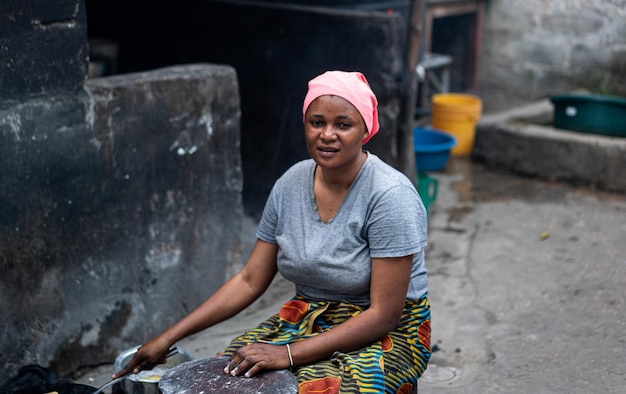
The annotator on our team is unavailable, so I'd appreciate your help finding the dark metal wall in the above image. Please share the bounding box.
[0,0,88,103]
[85,0,410,217]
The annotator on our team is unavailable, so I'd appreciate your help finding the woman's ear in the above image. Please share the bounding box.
[362,129,370,143]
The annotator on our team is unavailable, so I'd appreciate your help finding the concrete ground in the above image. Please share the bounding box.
[74,157,626,393]
[418,158,625,393]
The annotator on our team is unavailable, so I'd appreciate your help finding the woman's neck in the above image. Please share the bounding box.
[315,151,367,192]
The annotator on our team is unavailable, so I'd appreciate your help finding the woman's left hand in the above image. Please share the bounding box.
[224,343,291,378]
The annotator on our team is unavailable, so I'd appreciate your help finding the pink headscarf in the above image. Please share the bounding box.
[302,71,380,144]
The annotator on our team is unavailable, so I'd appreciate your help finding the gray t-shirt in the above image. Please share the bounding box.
[257,153,428,306]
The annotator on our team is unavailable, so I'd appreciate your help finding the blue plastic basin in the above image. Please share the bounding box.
[413,127,457,171]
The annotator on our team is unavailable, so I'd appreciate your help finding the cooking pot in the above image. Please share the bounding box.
[114,345,194,394]
[46,382,98,394]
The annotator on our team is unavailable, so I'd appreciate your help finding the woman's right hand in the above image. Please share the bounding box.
[111,240,280,379]
[112,337,173,379]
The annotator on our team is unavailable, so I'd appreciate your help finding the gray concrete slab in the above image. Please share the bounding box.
[421,158,626,394]
[473,98,626,194]
[72,158,626,393]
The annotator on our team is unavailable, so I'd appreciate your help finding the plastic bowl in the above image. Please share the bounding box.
[550,94,626,137]
[413,127,457,171]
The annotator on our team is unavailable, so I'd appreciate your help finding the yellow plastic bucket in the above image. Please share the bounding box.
[431,93,482,156]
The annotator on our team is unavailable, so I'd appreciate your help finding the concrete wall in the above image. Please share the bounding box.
[0,0,244,381]
[479,0,626,112]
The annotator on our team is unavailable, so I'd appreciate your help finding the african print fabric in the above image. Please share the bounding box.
[222,294,431,394]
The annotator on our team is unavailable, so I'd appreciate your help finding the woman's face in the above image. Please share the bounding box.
[304,95,368,170]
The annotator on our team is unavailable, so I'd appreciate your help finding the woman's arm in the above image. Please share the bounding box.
[227,254,413,377]
[113,239,279,378]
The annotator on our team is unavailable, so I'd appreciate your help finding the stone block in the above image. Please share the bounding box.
[0,64,243,381]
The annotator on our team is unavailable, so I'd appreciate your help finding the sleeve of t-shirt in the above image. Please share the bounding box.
[256,180,281,244]
[366,184,427,258]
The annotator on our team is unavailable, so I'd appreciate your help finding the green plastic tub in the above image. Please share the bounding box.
[550,94,626,137]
